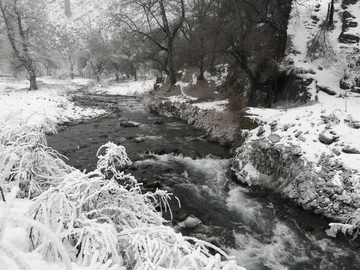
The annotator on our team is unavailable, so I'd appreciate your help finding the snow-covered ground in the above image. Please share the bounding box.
[88,79,156,96]
[0,77,107,126]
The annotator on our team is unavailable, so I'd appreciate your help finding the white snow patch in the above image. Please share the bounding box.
[90,79,156,96]
[193,100,229,112]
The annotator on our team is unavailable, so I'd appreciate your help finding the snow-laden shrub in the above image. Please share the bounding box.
[120,226,244,270]
[306,28,336,61]
[26,142,244,269]
[0,188,72,270]
[96,142,132,176]
[0,121,73,198]
[27,168,168,268]
[0,196,32,270]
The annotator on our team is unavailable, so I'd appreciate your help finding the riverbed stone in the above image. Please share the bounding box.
[178,215,202,229]
[120,120,140,127]
[132,137,144,143]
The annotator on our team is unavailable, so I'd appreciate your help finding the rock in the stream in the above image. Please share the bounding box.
[120,120,140,127]
[132,137,144,143]
[178,214,202,229]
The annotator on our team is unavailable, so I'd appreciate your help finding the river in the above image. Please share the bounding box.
[47,94,360,270]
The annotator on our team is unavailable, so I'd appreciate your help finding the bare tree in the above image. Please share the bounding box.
[111,0,185,85]
[181,0,220,80]
[326,0,335,30]
[0,0,47,90]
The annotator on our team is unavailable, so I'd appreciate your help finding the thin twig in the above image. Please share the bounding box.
[0,186,6,202]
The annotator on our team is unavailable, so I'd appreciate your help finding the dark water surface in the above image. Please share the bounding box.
[47,95,360,270]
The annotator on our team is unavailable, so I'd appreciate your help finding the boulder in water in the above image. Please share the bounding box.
[120,120,140,127]
[178,214,201,229]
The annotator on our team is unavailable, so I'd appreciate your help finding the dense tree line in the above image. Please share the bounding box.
[0,0,293,105]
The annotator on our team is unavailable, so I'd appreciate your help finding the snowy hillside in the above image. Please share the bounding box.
[234,0,360,236]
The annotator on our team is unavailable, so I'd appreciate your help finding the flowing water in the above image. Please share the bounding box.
[47,95,360,270]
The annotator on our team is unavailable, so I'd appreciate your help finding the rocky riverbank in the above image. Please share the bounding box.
[146,87,360,241]
[232,119,360,238]
[146,97,238,146]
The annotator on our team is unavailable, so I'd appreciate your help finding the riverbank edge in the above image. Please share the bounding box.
[146,96,239,147]
[146,95,360,241]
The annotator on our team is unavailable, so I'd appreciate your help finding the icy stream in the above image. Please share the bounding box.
[47,95,360,270]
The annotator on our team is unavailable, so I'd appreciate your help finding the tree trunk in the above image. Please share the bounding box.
[326,0,335,30]
[70,64,75,79]
[198,53,205,80]
[168,40,177,85]
[29,72,38,90]
[96,73,101,83]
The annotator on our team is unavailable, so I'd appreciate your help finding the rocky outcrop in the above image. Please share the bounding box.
[232,136,360,226]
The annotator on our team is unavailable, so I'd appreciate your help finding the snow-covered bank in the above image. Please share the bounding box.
[0,77,108,126]
[145,66,240,146]
[233,0,360,237]
[87,78,156,96]
[147,97,237,146]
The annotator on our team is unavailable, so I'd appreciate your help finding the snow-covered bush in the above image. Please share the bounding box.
[27,169,165,268]
[0,121,73,198]
[96,142,132,176]
[119,226,243,269]
[26,143,244,269]
[306,28,336,61]
[0,198,33,270]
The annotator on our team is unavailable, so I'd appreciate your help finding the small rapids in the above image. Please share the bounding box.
[47,94,360,270]
[133,154,360,270]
